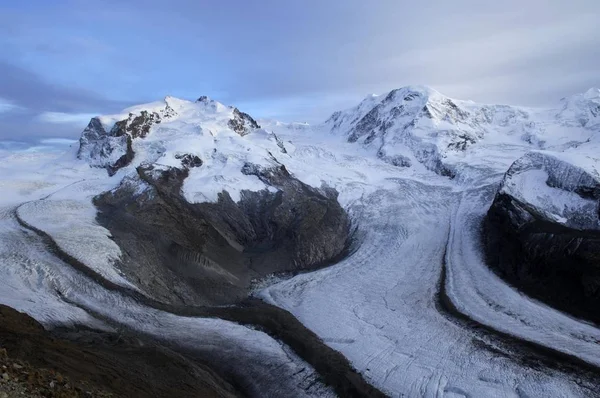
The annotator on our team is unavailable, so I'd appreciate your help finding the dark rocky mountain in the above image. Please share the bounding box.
[94,162,350,306]
[0,304,240,398]
[485,151,600,324]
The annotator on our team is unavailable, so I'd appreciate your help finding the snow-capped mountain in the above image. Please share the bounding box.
[78,95,261,176]
[2,86,600,398]
[325,85,599,180]
[485,149,600,325]
[557,87,600,130]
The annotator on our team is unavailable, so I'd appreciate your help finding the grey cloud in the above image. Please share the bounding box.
[0,109,90,142]
[0,61,132,114]
[0,61,143,142]
[155,0,598,115]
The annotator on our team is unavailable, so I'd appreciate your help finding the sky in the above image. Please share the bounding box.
[0,0,599,144]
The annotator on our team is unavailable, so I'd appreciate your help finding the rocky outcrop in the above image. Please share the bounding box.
[112,110,162,139]
[77,110,163,176]
[228,108,261,136]
[175,153,203,168]
[77,117,133,176]
[484,152,600,323]
[94,162,351,306]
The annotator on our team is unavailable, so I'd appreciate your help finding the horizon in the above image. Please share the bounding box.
[1,0,599,146]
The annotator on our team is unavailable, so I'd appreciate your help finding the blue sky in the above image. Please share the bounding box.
[0,0,599,143]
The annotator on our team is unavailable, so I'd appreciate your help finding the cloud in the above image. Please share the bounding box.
[0,98,21,114]
[38,112,98,124]
[0,61,131,114]
[0,110,90,142]
[0,61,136,142]
[0,137,75,156]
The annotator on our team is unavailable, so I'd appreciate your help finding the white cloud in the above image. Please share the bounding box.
[0,98,20,113]
[37,111,96,124]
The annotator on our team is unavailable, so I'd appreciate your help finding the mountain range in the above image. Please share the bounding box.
[1,86,600,397]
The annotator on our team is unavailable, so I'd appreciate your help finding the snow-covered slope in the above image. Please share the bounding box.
[78,95,282,201]
[556,88,600,131]
[497,151,600,229]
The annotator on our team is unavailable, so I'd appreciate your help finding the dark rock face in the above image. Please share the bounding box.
[112,110,161,139]
[272,133,288,154]
[484,153,600,324]
[228,108,261,136]
[77,117,132,175]
[94,162,351,306]
[175,153,203,168]
[107,135,134,176]
[78,111,163,175]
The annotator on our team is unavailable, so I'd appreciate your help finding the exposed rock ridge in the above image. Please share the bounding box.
[94,161,351,306]
[78,109,168,175]
[485,151,600,324]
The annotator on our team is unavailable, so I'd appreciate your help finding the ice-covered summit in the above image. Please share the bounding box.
[322,86,600,180]
[77,95,263,177]
[557,87,600,130]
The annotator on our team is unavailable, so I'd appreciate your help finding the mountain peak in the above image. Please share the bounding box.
[561,87,600,104]
[164,95,183,102]
[389,85,440,96]
[383,85,444,103]
[78,95,261,175]
[354,86,443,110]
[584,87,600,101]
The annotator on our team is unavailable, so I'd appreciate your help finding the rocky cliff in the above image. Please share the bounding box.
[485,151,600,323]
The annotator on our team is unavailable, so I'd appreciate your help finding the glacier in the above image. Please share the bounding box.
[1,86,600,397]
